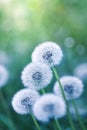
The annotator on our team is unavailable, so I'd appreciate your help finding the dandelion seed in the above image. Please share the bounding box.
[21,63,53,90]
[74,63,87,82]
[32,41,63,67]
[33,94,66,122]
[0,65,9,88]
[53,76,84,100]
[11,89,40,115]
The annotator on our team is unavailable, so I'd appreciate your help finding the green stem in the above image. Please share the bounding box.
[41,89,45,94]
[0,90,17,130]
[52,67,76,130]
[41,89,62,130]
[71,100,86,130]
[55,119,62,130]
[31,114,41,130]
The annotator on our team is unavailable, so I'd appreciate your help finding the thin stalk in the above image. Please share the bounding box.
[31,114,41,130]
[41,89,45,94]
[71,100,86,130]
[52,67,76,130]
[55,119,62,130]
[41,89,62,130]
[0,90,17,130]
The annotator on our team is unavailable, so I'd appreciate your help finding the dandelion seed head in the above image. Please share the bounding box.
[0,65,9,88]
[33,94,66,122]
[21,63,53,90]
[53,76,84,100]
[32,71,42,82]
[74,63,87,81]
[12,89,40,115]
[32,41,63,67]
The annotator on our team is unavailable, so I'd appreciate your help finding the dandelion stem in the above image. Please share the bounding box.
[52,67,76,130]
[41,89,62,130]
[71,100,86,130]
[31,114,41,130]
[54,119,62,130]
[0,90,17,130]
[41,89,46,94]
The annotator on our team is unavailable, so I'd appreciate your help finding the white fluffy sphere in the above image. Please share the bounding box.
[21,63,53,90]
[32,41,63,67]
[54,76,84,100]
[33,94,66,122]
[12,89,40,115]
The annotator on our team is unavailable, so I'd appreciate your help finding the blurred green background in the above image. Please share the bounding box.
[0,0,87,130]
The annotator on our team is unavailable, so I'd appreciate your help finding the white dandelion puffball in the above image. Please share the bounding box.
[32,41,63,67]
[21,63,53,90]
[33,94,66,122]
[12,89,40,115]
[53,76,84,100]
[0,65,9,87]
[74,63,87,81]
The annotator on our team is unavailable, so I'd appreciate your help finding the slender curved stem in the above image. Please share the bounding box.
[41,89,45,94]
[52,67,76,130]
[31,114,41,130]
[72,100,86,130]
[55,119,62,130]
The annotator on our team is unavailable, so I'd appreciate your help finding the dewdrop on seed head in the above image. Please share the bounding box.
[53,76,84,100]
[21,63,53,90]
[74,62,87,82]
[33,94,66,122]
[0,65,9,88]
[32,41,63,67]
[12,89,40,115]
